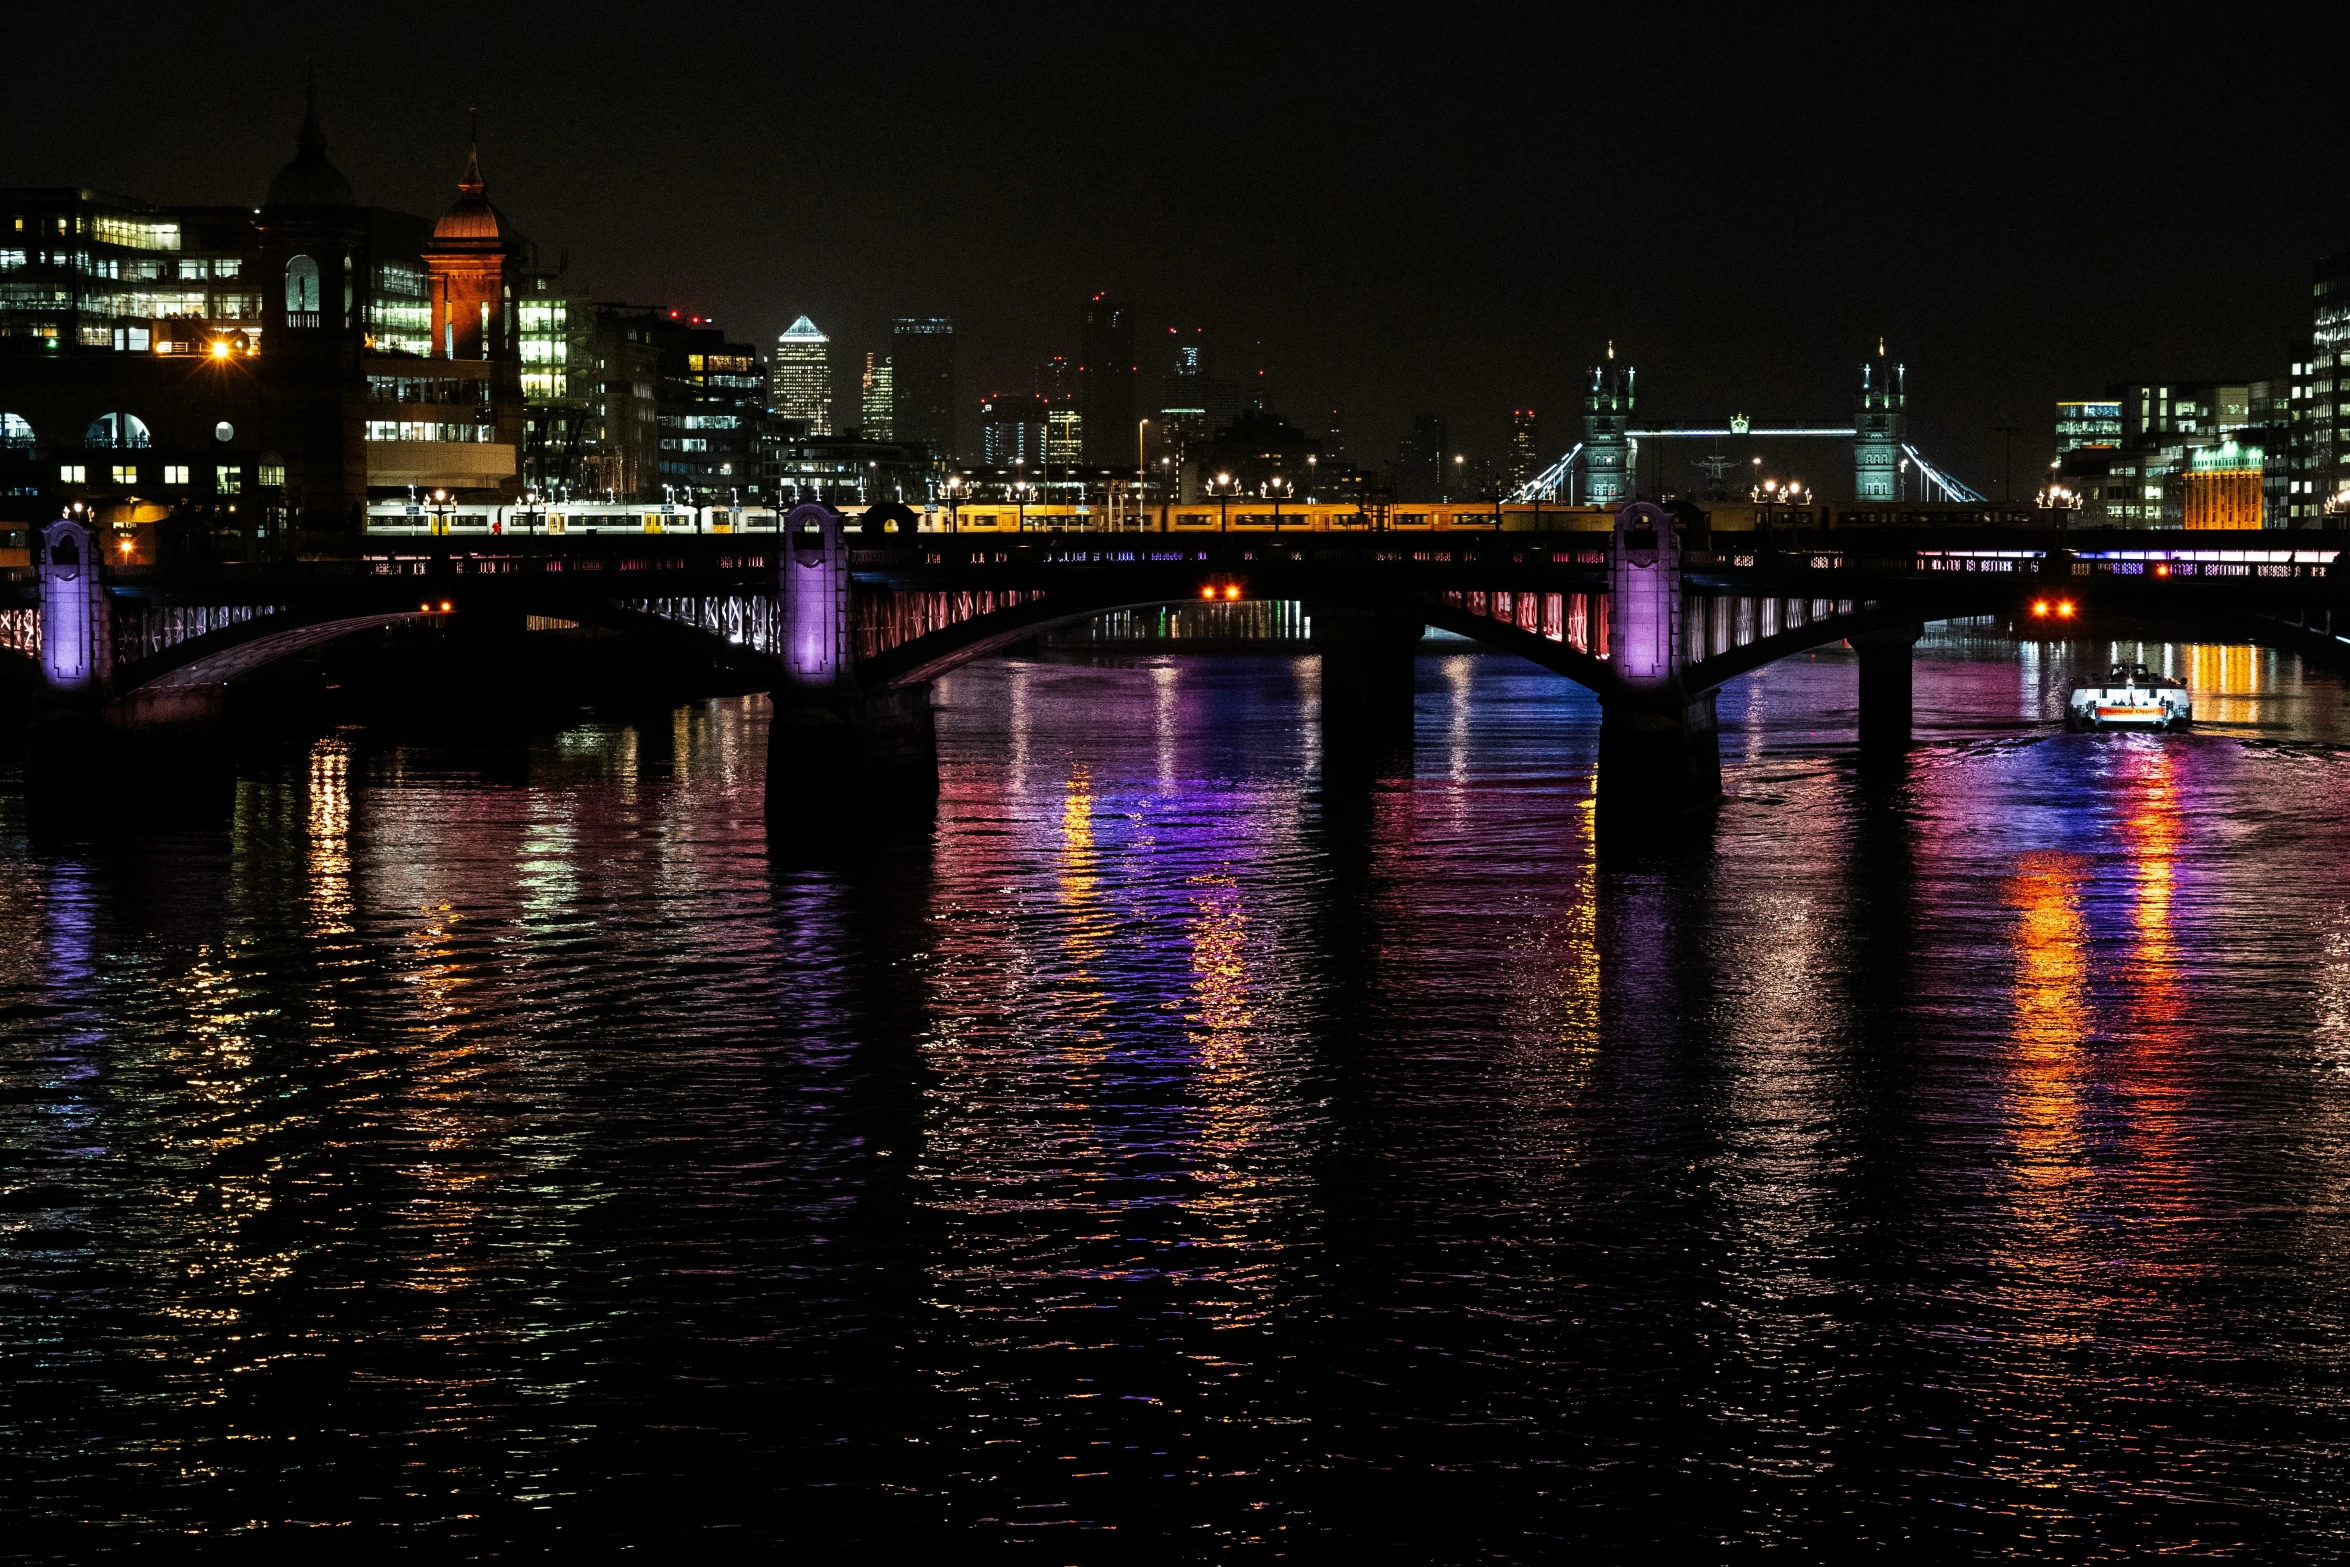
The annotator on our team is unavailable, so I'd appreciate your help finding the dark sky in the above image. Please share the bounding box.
[8,2,2341,496]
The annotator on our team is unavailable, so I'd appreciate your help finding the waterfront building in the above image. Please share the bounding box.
[1079,292,1135,467]
[859,351,893,438]
[769,314,830,433]
[2183,437,2265,529]
[1507,409,1540,493]
[0,88,538,551]
[2054,399,2122,455]
[890,317,956,458]
[2313,251,2350,513]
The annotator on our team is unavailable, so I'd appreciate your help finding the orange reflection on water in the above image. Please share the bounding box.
[2003,851,2091,1238]
[2114,740,2199,1270]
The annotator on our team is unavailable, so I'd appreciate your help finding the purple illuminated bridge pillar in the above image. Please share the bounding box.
[1597,500,1719,826]
[37,518,111,694]
[769,502,935,814]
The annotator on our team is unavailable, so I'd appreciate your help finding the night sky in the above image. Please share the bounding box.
[8,3,2338,496]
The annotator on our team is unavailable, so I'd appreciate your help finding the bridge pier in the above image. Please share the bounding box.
[769,501,937,810]
[1595,500,1720,831]
[1310,603,1421,737]
[1853,623,1923,752]
[1597,686,1722,827]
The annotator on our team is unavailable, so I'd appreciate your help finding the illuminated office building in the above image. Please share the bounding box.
[860,351,893,438]
[770,314,831,433]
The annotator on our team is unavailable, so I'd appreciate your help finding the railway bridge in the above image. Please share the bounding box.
[13,502,2348,822]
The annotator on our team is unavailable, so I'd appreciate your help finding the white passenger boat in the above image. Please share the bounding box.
[2067,663,2191,732]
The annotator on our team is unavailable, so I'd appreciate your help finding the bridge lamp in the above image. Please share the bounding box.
[2030,599,2050,618]
[1200,584,1216,599]
[2056,600,2075,619]
[1225,585,1241,600]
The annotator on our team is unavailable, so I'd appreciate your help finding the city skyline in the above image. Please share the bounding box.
[6,6,2336,492]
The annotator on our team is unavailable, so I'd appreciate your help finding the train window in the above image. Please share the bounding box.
[1176,513,1214,527]
[1395,513,1429,527]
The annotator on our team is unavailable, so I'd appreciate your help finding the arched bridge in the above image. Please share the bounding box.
[17,503,2349,817]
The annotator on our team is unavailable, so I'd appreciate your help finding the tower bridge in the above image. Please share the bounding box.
[12,502,2345,830]
[1513,348,1987,507]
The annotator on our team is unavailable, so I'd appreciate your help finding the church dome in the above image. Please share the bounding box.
[263,87,356,209]
[433,145,505,241]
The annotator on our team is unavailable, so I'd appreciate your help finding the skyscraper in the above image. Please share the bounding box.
[1507,410,1540,493]
[1395,414,1450,502]
[860,352,894,439]
[1079,293,1135,467]
[770,315,831,433]
[2310,250,2350,511]
[891,317,956,459]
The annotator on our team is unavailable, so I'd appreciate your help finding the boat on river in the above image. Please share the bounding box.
[2067,663,2192,732]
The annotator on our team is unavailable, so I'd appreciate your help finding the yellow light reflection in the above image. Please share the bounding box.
[2003,851,2090,1237]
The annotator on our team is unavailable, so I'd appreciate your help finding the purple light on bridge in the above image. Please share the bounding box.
[1609,501,1679,686]
[37,519,111,692]
[781,502,849,689]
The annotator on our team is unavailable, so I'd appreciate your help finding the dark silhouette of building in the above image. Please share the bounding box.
[1079,292,1134,467]
[1393,414,1450,501]
[891,317,956,459]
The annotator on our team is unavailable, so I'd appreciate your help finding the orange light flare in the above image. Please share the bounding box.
[1224,584,1242,600]
[2155,562,2171,577]
[1199,584,1216,600]
[2055,599,2076,619]
[439,600,453,613]
[2031,599,2050,617]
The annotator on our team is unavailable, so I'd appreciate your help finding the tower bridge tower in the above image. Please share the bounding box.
[1584,344,1635,505]
[1854,342,1904,501]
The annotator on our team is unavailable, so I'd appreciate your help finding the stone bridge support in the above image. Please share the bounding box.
[1853,623,1923,752]
[1598,501,1719,827]
[771,502,936,808]
[1309,602,1421,745]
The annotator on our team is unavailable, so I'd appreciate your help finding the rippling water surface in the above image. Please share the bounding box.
[7,627,2350,1558]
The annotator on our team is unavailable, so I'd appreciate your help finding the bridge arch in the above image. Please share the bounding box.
[109,596,783,723]
[856,589,1619,695]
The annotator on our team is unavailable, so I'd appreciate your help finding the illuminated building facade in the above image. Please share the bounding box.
[860,351,893,438]
[1507,409,1539,493]
[980,393,1048,468]
[0,89,534,547]
[770,315,830,433]
[2312,251,2350,515]
[2054,399,2121,455]
[2183,438,2264,529]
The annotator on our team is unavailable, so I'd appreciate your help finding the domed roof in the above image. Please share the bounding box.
[433,145,505,241]
[263,81,356,209]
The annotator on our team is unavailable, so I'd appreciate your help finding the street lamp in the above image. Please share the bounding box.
[428,487,454,536]
[1214,471,1234,532]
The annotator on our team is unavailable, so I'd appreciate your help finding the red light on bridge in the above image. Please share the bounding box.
[1224,585,1242,601]
[2155,562,2171,577]
[440,600,453,613]
[1200,585,1216,599]
[2055,599,2076,619]
[2030,599,2050,617]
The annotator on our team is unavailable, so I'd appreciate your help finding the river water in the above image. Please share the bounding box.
[5,626,2350,1558]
